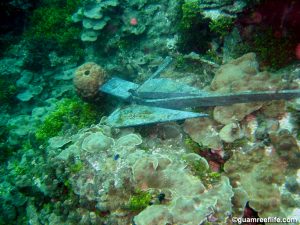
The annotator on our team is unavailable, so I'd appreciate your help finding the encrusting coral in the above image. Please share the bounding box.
[224,143,300,221]
[36,119,235,225]
[210,53,294,124]
[73,62,107,100]
[183,117,222,149]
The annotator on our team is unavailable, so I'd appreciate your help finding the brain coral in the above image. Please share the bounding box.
[73,62,107,100]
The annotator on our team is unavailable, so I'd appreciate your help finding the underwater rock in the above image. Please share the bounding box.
[157,123,182,140]
[73,62,107,100]
[219,122,244,143]
[214,103,262,125]
[199,0,234,8]
[54,68,76,81]
[72,0,180,63]
[184,117,222,149]
[81,29,99,42]
[289,98,300,111]
[120,8,147,35]
[51,84,73,98]
[57,145,79,161]
[211,53,259,91]
[48,52,78,68]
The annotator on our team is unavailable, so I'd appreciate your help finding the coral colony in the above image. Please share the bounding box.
[0,0,300,225]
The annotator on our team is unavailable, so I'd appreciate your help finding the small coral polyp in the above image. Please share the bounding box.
[73,62,107,100]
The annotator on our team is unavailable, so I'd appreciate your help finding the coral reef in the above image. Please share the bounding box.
[132,155,206,196]
[225,143,299,221]
[219,122,244,143]
[1,0,300,224]
[134,176,233,225]
[127,189,152,211]
[199,0,246,18]
[177,0,211,53]
[236,0,300,69]
[68,0,182,78]
[73,62,107,100]
[0,119,236,224]
[209,16,234,37]
[0,77,18,105]
[73,0,180,44]
[72,0,119,42]
[210,53,290,125]
[184,117,222,149]
[23,0,84,71]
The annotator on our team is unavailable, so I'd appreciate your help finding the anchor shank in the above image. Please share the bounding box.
[138,89,300,109]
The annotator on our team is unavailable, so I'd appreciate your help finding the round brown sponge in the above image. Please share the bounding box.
[73,62,107,100]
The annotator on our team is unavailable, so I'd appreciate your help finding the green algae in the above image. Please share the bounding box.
[209,16,234,38]
[69,162,84,173]
[23,0,84,70]
[26,0,82,47]
[35,98,101,142]
[127,189,152,211]
[178,0,211,53]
